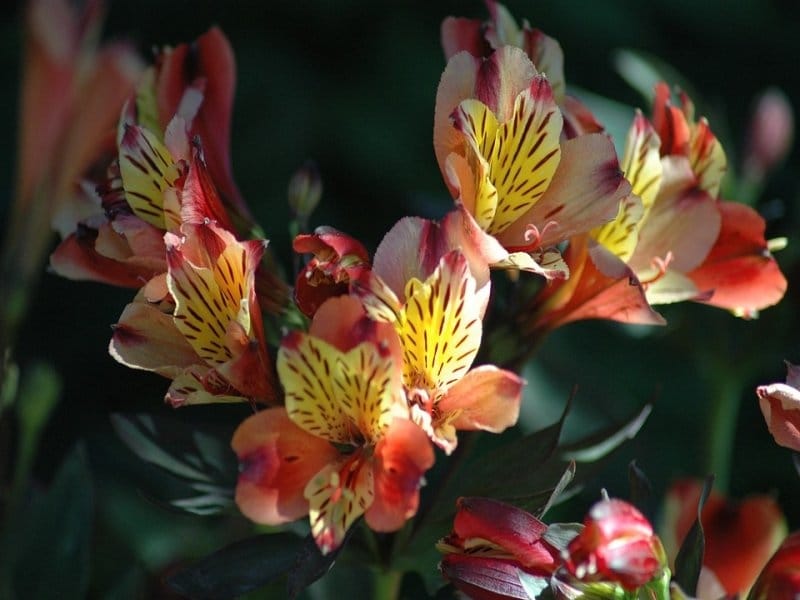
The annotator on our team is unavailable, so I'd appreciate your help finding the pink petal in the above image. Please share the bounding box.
[440,554,531,600]
[629,187,721,275]
[232,408,339,525]
[438,366,523,434]
[757,381,800,452]
[109,301,199,377]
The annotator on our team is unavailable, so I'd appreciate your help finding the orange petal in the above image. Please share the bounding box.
[233,408,338,526]
[438,365,523,434]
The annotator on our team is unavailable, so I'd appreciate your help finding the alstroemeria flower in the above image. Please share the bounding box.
[438,497,560,599]
[441,1,603,138]
[110,221,277,406]
[757,363,800,452]
[233,296,434,554]
[356,243,522,454]
[562,498,667,591]
[434,46,630,279]
[293,227,370,318]
[660,479,787,597]
[749,530,800,600]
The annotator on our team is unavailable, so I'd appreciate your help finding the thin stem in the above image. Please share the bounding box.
[372,568,402,600]
[704,376,741,494]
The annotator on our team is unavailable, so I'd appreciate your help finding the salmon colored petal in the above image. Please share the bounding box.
[523,236,664,335]
[366,418,434,533]
[688,201,787,315]
[233,408,338,526]
[305,455,374,555]
[629,187,720,275]
[497,134,630,250]
[109,300,199,377]
[439,365,522,434]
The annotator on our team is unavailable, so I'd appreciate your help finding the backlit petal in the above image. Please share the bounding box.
[438,365,522,434]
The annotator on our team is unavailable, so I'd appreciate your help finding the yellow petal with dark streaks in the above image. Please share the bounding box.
[305,458,374,555]
[396,251,482,394]
[453,99,501,230]
[167,235,252,368]
[690,118,726,198]
[593,113,661,261]
[278,332,396,445]
[119,124,181,230]
[455,76,563,237]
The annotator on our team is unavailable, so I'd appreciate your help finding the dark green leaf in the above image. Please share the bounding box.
[628,460,653,513]
[560,404,651,463]
[10,444,93,600]
[110,413,238,515]
[167,532,305,599]
[792,452,800,479]
[286,530,354,599]
[674,475,714,595]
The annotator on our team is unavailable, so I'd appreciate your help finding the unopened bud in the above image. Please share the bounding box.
[288,161,322,222]
[745,88,794,179]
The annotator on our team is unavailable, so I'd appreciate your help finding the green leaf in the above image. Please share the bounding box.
[628,460,653,513]
[793,452,800,479]
[537,461,576,519]
[8,444,93,600]
[560,404,651,463]
[613,49,696,106]
[674,475,714,595]
[167,532,305,599]
[110,413,238,515]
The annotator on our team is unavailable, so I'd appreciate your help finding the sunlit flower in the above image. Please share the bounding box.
[749,530,800,600]
[356,236,522,454]
[438,496,560,599]
[440,1,603,138]
[434,46,630,279]
[562,498,668,591]
[232,296,434,554]
[110,221,277,406]
[660,479,787,597]
[757,363,800,452]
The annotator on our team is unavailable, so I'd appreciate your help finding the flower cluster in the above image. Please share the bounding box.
[30,0,799,595]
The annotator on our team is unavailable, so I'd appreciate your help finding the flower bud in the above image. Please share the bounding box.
[744,88,794,179]
[757,363,800,452]
[287,161,322,222]
[564,498,667,590]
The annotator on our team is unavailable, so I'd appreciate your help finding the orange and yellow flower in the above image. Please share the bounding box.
[233,297,434,554]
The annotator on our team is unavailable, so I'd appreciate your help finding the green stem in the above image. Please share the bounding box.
[372,569,402,600]
[704,376,741,494]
